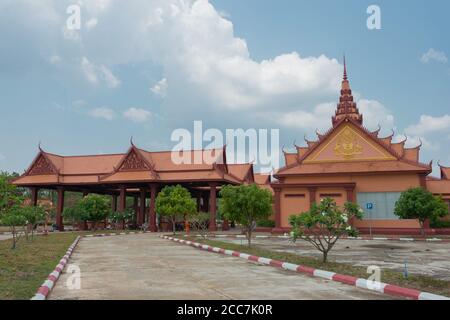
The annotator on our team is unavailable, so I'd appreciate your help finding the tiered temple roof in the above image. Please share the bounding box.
[277,59,432,178]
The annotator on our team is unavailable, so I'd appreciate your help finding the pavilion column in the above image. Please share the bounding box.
[133,196,138,225]
[139,188,146,226]
[308,187,317,208]
[345,187,356,227]
[30,187,38,206]
[148,184,158,232]
[196,193,202,212]
[56,186,65,231]
[208,183,218,231]
[345,187,355,203]
[111,195,118,212]
[119,186,126,212]
[274,188,282,229]
[203,194,209,212]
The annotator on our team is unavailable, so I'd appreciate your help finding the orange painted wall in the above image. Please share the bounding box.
[284,173,421,191]
[280,188,310,227]
[354,219,420,228]
[279,173,423,228]
[317,188,345,206]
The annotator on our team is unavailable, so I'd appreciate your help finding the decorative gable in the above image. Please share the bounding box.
[28,154,57,175]
[303,124,397,163]
[119,149,150,171]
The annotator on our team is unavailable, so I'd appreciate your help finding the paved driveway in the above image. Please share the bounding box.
[49,234,390,300]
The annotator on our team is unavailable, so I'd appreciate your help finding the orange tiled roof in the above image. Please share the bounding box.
[254,173,273,193]
[13,145,246,186]
[228,163,253,182]
[440,165,450,180]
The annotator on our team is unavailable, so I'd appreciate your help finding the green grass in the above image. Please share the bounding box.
[0,229,146,300]
[0,233,79,300]
[184,236,450,297]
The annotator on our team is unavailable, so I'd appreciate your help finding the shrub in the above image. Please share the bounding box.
[289,198,363,263]
[189,212,210,239]
[220,184,273,246]
[77,195,111,230]
[395,187,448,235]
[257,219,275,228]
[156,185,196,234]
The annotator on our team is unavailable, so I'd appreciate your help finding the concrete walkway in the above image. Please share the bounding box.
[49,234,391,300]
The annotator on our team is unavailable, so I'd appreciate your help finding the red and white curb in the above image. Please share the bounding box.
[31,236,81,300]
[193,234,450,243]
[84,231,148,238]
[162,235,449,300]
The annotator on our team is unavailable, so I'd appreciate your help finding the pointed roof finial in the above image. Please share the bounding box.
[130,136,135,147]
[38,141,43,152]
[343,54,348,81]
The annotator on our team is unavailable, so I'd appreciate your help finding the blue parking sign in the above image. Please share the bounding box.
[366,203,373,210]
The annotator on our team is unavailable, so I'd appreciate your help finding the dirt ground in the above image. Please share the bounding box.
[218,237,450,281]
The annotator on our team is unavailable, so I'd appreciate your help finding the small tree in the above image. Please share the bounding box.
[109,208,134,230]
[219,184,273,246]
[77,195,111,231]
[23,205,45,240]
[0,206,26,249]
[156,185,196,234]
[63,206,80,230]
[289,198,363,263]
[0,172,23,216]
[189,212,210,239]
[394,187,448,236]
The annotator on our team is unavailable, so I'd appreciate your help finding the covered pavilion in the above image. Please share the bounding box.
[12,142,258,232]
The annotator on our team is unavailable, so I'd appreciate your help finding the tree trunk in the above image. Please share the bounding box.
[11,226,16,250]
[172,218,176,235]
[322,251,328,263]
[419,220,425,237]
[247,228,252,247]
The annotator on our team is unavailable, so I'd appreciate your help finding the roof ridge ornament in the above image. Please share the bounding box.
[332,55,363,126]
[343,54,348,81]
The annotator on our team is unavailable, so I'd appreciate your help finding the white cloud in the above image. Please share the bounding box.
[405,114,450,135]
[277,102,335,132]
[150,78,168,97]
[49,55,61,64]
[81,57,120,88]
[123,108,152,123]
[392,114,450,152]
[358,99,395,130]
[88,107,116,120]
[85,18,98,30]
[420,48,448,64]
[275,99,394,133]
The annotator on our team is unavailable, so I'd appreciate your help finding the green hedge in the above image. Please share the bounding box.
[257,219,275,228]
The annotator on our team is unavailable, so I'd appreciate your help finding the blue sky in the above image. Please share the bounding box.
[0,0,449,175]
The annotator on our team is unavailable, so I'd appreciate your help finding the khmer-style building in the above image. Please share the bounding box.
[272,61,450,234]
[12,61,450,234]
